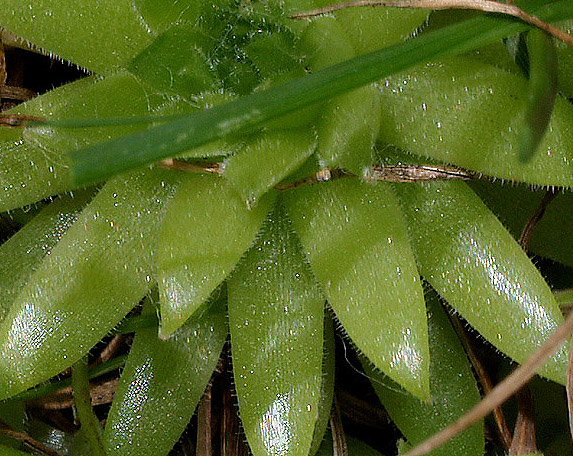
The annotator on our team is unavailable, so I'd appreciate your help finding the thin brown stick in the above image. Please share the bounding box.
[290,0,573,47]
[448,314,513,450]
[366,164,473,182]
[0,113,46,126]
[402,310,573,456]
[1,85,36,101]
[508,387,537,455]
[157,158,223,174]
[331,396,349,456]
[0,421,64,456]
[518,190,557,251]
[275,168,351,190]
[567,337,573,443]
[196,385,213,456]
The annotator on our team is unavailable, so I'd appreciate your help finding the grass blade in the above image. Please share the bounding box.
[68,0,573,185]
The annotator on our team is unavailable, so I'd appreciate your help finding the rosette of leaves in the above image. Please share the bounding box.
[0,0,573,455]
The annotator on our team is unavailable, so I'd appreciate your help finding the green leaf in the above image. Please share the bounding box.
[156,174,274,336]
[228,204,324,456]
[470,180,573,270]
[104,296,227,456]
[395,180,567,384]
[0,72,167,211]
[555,20,573,98]
[0,190,93,319]
[519,29,558,162]
[284,179,430,399]
[223,128,316,207]
[377,56,573,187]
[0,444,37,456]
[68,0,573,184]
[365,291,483,456]
[309,313,335,456]
[316,85,381,174]
[0,170,178,400]
[0,0,156,73]
[127,25,216,98]
[315,432,387,456]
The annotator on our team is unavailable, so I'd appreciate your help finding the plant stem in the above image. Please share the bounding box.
[71,356,107,456]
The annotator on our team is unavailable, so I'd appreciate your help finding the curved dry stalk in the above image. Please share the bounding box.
[402,310,573,456]
[290,0,573,47]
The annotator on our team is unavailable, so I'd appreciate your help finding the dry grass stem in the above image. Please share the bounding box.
[567,337,573,443]
[448,314,513,450]
[331,396,349,456]
[518,190,557,251]
[402,310,573,456]
[290,0,573,47]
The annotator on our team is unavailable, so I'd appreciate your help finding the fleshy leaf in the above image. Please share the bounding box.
[156,174,274,336]
[223,128,316,207]
[69,0,573,184]
[470,180,573,270]
[127,25,216,98]
[0,0,156,74]
[316,85,381,174]
[309,313,335,456]
[377,57,573,187]
[284,179,430,399]
[0,72,167,211]
[227,204,324,456]
[0,445,36,456]
[395,180,567,384]
[0,190,93,319]
[315,432,386,456]
[104,296,227,456]
[365,291,483,456]
[0,170,178,400]
[519,29,558,162]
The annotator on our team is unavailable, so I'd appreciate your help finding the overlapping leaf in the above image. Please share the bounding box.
[228,205,325,456]
[0,170,178,399]
[156,174,274,336]
[396,180,568,384]
[104,296,227,456]
[377,57,573,187]
[366,291,483,456]
[285,179,430,399]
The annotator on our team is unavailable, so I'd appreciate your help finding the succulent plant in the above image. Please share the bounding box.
[0,0,573,455]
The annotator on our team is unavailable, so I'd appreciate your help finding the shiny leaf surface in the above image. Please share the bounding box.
[366,291,483,456]
[377,57,573,187]
[0,72,166,211]
[156,174,274,336]
[228,205,324,456]
[395,180,568,384]
[0,170,178,400]
[0,0,155,73]
[284,179,430,399]
[223,128,316,207]
[0,191,92,319]
[104,297,227,456]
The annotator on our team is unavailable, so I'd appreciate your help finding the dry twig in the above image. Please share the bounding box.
[402,310,573,456]
[290,0,573,47]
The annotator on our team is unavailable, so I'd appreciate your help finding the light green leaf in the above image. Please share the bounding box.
[228,204,324,456]
[470,180,573,270]
[156,174,274,336]
[309,313,335,456]
[0,190,93,319]
[377,57,573,187]
[104,296,227,456]
[365,291,483,456]
[0,0,155,73]
[0,72,167,211]
[0,170,178,400]
[284,179,430,399]
[223,128,316,207]
[519,29,558,162]
[316,84,381,174]
[128,25,216,98]
[395,180,567,384]
[69,0,573,184]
